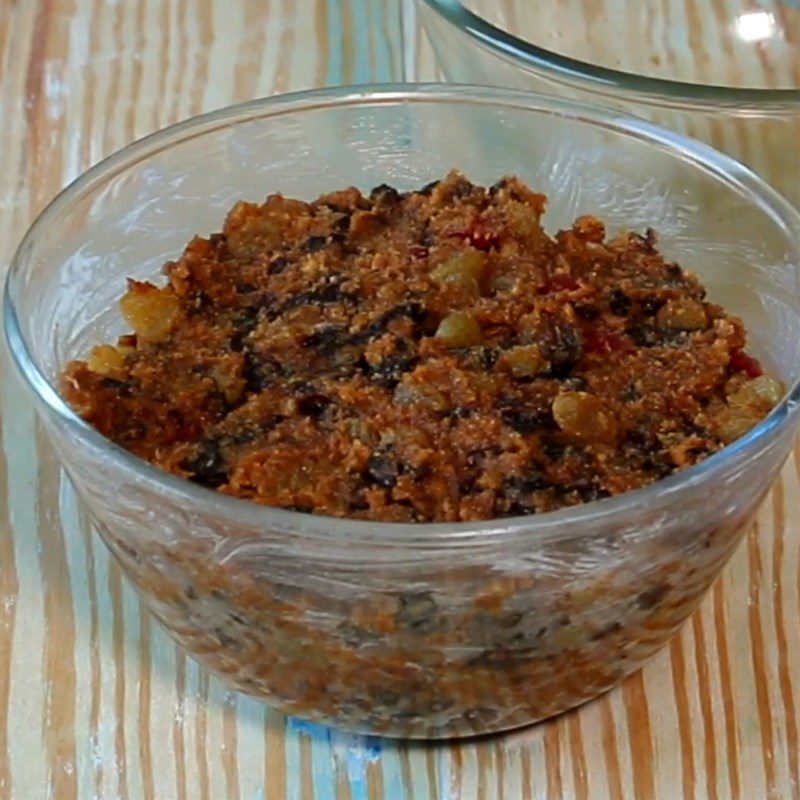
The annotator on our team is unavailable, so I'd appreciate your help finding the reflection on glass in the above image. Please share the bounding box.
[734,11,778,43]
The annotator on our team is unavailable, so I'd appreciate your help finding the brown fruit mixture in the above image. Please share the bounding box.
[62,171,783,522]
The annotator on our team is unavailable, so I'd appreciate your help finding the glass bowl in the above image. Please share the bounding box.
[5,84,800,739]
[417,0,800,207]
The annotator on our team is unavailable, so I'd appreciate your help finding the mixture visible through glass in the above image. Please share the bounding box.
[62,171,783,522]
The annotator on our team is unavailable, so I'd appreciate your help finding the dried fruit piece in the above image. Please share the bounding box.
[430,248,486,294]
[435,312,483,348]
[552,392,618,444]
[119,280,180,343]
[535,314,583,367]
[715,408,758,444]
[500,345,547,378]
[716,376,784,443]
[729,375,785,411]
[87,344,128,375]
[656,298,707,331]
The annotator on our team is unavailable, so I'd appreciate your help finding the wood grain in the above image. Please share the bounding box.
[0,1,798,798]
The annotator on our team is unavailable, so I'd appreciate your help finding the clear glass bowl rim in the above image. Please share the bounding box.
[418,0,800,113]
[4,82,800,548]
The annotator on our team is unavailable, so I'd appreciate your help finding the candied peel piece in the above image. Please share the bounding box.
[87,344,128,375]
[119,280,180,343]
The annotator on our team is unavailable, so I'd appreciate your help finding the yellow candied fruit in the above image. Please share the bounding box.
[552,391,618,445]
[119,280,180,343]
[715,408,757,444]
[87,344,127,375]
[430,248,486,295]
[435,312,483,348]
[729,374,785,409]
[500,344,547,378]
[656,298,707,331]
[716,375,784,443]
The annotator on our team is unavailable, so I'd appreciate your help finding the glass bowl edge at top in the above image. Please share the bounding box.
[418,0,800,113]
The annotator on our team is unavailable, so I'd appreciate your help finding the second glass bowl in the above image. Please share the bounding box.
[418,0,800,207]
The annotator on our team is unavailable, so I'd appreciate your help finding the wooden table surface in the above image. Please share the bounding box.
[0,2,798,798]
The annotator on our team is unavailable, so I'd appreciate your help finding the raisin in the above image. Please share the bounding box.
[370,184,401,204]
[182,439,227,488]
[505,472,549,493]
[501,471,549,513]
[279,280,355,313]
[230,312,259,351]
[296,393,331,418]
[625,423,659,451]
[225,427,262,445]
[419,229,436,247]
[356,301,427,343]
[536,314,583,367]
[366,353,419,389]
[418,180,440,196]
[470,346,499,370]
[452,178,475,198]
[501,407,553,434]
[543,439,567,460]
[332,214,351,233]
[302,235,327,253]
[621,384,640,402]
[627,325,684,348]
[578,485,611,502]
[640,296,663,316]
[608,288,632,317]
[574,304,600,321]
[268,255,290,274]
[364,450,400,488]
[99,377,132,396]
[243,351,281,392]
